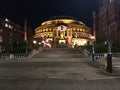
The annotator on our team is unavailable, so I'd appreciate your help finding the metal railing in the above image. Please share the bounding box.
[81,49,120,68]
[0,46,44,60]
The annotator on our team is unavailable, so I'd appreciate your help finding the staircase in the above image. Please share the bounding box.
[32,48,87,62]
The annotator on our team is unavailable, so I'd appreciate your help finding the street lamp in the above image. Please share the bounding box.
[106,0,112,73]
[33,40,37,44]
[91,36,95,61]
[38,42,41,45]
[33,40,37,49]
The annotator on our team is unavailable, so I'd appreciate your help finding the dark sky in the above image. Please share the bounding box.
[0,0,102,29]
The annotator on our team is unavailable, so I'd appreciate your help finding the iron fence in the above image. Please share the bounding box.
[0,46,44,60]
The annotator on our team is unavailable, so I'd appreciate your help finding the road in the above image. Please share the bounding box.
[0,48,120,90]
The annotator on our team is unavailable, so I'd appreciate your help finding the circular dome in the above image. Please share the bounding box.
[34,16,92,47]
[41,16,85,26]
[49,16,76,20]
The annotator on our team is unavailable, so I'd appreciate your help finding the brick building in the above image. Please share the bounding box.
[94,0,120,46]
[0,16,33,52]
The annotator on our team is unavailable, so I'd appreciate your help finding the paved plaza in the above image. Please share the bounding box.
[0,48,120,90]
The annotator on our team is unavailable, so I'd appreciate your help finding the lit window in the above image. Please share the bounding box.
[73,28,76,31]
[9,25,13,29]
[5,18,9,22]
[80,28,82,31]
[46,28,48,32]
[43,29,45,32]
[49,28,51,31]
[5,23,8,27]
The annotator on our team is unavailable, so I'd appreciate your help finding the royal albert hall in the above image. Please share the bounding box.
[34,16,92,47]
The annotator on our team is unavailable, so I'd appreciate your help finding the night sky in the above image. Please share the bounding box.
[0,0,102,29]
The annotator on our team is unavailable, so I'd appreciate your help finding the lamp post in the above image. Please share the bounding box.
[106,0,112,73]
[33,40,37,49]
[91,36,95,61]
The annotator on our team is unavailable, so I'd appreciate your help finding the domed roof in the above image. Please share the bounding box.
[49,16,76,20]
[41,16,85,26]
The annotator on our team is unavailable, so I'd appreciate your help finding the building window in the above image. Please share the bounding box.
[5,23,13,29]
[9,25,13,29]
[80,28,82,32]
[5,18,9,22]
[5,23,9,28]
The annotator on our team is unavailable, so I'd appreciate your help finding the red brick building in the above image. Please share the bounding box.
[94,0,120,46]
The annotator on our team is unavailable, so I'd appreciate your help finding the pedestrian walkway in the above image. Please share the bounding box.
[0,48,120,90]
[99,58,120,76]
[0,48,119,78]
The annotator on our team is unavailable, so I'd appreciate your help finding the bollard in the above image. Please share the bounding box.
[106,54,112,73]
[92,53,95,61]
[103,55,107,69]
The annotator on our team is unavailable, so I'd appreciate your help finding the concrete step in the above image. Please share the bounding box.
[33,53,85,58]
[29,57,88,63]
[43,48,80,54]
[33,48,84,58]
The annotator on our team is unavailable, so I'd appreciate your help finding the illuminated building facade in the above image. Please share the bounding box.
[34,16,92,47]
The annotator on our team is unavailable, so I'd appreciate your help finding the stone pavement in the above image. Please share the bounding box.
[99,58,120,76]
[0,48,119,79]
[0,48,120,90]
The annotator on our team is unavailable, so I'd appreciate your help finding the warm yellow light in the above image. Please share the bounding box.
[38,42,41,45]
[42,40,45,43]
[91,36,95,40]
[5,18,9,22]
[33,40,37,44]
[72,39,87,46]
[59,40,66,43]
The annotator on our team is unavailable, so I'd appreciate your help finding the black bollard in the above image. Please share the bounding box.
[92,53,95,61]
[106,54,112,73]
